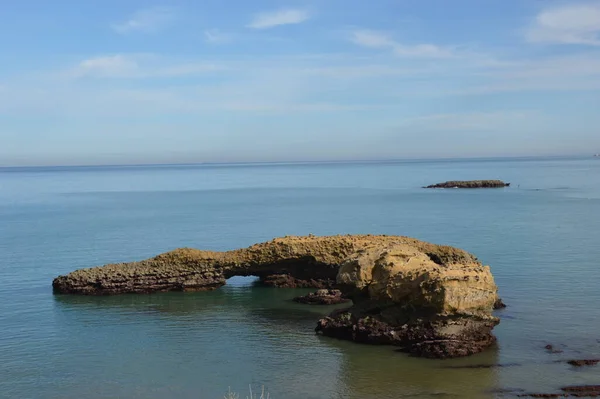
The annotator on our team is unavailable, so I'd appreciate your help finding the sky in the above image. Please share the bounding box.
[1,0,600,166]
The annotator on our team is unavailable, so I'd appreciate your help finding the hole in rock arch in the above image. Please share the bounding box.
[225,275,260,288]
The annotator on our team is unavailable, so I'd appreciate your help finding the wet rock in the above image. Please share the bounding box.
[424,180,510,189]
[519,386,600,397]
[293,289,350,305]
[567,359,600,367]
[494,298,507,309]
[561,385,600,396]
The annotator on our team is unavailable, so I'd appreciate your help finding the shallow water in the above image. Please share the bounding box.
[1,157,600,398]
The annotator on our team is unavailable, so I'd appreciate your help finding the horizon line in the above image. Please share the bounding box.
[0,153,593,169]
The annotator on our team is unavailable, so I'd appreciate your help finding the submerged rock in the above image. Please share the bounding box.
[293,289,349,305]
[442,363,520,369]
[518,385,600,397]
[545,344,564,354]
[424,180,510,189]
[53,234,500,358]
[561,385,600,394]
[567,359,600,367]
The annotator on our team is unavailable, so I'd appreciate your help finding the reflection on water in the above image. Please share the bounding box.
[51,285,506,399]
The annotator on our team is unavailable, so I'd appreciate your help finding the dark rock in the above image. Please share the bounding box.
[487,387,526,394]
[518,386,600,397]
[261,274,334,288]
[561,385,600,395]
[545,344,564,354]
[442,363,520,369]
[516,385,600,398]
[316,308,499,359]
[567,359,600,367]
[494,298,507,309]
[293,289,350,305]
[424,180,510,189]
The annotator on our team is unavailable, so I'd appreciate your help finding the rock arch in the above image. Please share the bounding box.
[52,235,500,358]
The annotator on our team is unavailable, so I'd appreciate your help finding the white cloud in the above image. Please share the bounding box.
[112,6,176,34]
[351,30,396,48]
[76,55,140,78]
[204,29,232,44]
[247,8,310,29]
[526,3,600,45]
[351,30,453,58]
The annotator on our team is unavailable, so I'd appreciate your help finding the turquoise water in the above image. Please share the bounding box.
[1,157,600,398]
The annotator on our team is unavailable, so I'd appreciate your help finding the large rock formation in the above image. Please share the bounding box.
[424,180,510,189]
[53,235,500,358]
[316,243,499,358]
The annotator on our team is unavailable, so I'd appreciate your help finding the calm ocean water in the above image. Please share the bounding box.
[1,157,600,399]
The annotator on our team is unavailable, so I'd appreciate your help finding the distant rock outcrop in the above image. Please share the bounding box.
[424,180,510,189]
[53,235,500,358]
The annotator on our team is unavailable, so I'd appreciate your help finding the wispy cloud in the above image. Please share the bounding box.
[526,3,600,45]
[9,43,600,121]
[112,6,176,34]
[301,65,419,78]
[71,55,224,78]
[351,30,454,58]
[460,52,600,94]
[405,111,538,131]
[247,8,310,29]
[204,29,232,44]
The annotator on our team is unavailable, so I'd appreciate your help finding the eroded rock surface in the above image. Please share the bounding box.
[293,289,349,305]
[53,234,500,358]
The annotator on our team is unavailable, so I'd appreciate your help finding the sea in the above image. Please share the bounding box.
[1,156,600,399]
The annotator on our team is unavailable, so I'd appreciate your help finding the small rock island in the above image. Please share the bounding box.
[425,180,510,189]
[53,235,501,358]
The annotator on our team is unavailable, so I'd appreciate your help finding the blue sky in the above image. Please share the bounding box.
[1,0,600,165]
